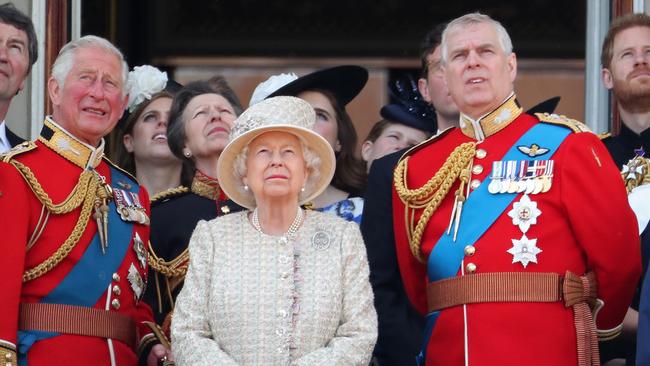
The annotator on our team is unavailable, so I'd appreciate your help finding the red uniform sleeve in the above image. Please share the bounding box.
[559,132,641,331]
[392,185,429,315]
[0,162,29,347]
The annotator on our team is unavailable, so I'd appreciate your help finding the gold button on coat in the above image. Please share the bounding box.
[112,273,120,282]
[111,299,121,309]
[465,263,477,273]
[464,245,476,256]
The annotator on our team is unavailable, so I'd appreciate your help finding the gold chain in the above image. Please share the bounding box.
[10,160,94,214]
[394,142,476,262]
[22,175,98,282]
[147,247,189,278]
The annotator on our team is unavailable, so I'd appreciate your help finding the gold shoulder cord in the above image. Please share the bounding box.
[150,186,189,203]
[148,245,189,313]
[394,142,476,263]
[9,160,101,282]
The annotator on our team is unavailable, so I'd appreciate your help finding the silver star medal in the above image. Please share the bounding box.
[132,232,147,269]
[507,235,542,268]
[622,160,645,181]
[507,194,541,233]
[127,263,145,301]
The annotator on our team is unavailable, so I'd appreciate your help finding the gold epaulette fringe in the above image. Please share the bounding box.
[535,113,591,133]
[150,186,189,203]
[394,142,477,263]
[1,140,36,162]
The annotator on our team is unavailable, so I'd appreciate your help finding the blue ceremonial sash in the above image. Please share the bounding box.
[416,122,571,365]
[18,166,138,365]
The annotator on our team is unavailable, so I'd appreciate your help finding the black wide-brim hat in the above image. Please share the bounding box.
[380,103,437,133]
[267,65,368,107]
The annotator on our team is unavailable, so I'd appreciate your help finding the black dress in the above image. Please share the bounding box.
[361,149,425,366]
[142,171,244,334]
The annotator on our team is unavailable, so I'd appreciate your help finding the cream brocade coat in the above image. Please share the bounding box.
[171,210,378,365]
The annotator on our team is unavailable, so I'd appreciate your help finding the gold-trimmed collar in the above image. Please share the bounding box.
[459,93,522,141]
[37,117,105,169]
[191,170,221,200]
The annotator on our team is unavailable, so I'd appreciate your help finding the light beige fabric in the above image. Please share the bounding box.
[171,210,377,366]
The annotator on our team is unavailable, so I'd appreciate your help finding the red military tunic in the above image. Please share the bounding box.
[0,118,157,365]
[393,95,641,366]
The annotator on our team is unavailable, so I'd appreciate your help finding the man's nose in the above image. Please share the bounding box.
[89,79,105,98]
[634,50,650,66]
[0,44,8,62]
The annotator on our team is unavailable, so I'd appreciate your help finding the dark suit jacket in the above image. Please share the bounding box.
[6,125,25,147]
[361,149,424,366]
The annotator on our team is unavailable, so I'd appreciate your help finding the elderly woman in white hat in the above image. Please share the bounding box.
[171,96,377,365]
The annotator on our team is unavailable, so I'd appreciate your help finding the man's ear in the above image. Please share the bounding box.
[507,52,518,82]
[118,93,129,120]
[418,78,432,103]
[123,134,134,153]
[602,68,614,90]
[47,77,62,106]
[361,140,373,162]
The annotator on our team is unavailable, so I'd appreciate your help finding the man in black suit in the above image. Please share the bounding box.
[360,23,458,366]
[0,3,38,153]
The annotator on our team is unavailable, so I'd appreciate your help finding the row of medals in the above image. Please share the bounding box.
[487,160,554,195]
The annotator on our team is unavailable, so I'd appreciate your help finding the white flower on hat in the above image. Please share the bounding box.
[126,65,168,113]
[249,72,298,107]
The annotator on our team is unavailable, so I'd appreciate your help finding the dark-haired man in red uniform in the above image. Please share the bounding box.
[393,12,640,366]
[0,35,170,365]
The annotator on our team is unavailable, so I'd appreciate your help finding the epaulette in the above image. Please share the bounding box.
[150,185,189,204]
[598,132,612,141]
[397,126,455,163]
[1,140,37,162]
[535,112,591,133]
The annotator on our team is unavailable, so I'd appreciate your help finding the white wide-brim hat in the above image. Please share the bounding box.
[217,96,336,209]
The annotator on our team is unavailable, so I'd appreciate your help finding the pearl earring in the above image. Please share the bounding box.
[183,151,191,158]
[301,186,305,192]
[244,185,249,191]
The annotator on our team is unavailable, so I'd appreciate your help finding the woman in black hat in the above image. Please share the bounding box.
[250,65,368,224]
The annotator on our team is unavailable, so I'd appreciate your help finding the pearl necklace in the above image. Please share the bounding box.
[251,207,304,240]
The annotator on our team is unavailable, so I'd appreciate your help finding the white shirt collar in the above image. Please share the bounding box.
[0,121,10,154]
